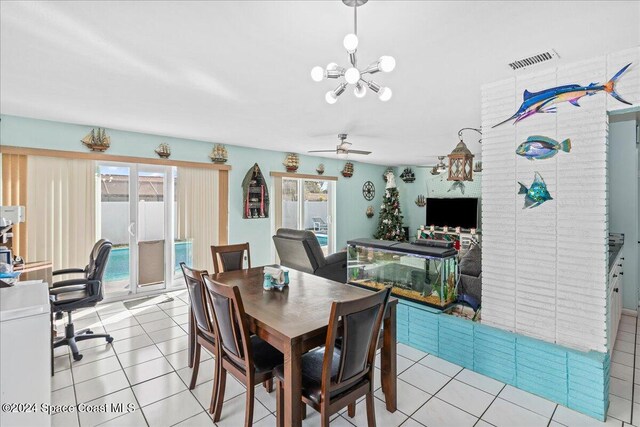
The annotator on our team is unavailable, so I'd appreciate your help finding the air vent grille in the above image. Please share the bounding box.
[508,50,559,70]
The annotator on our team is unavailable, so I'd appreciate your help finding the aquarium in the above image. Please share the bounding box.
[347,238,459,309]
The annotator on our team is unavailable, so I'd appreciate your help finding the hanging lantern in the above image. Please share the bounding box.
[448,128,481,182]
[447,140,474,181]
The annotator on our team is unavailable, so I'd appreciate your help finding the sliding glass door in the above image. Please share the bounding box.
[99,162,182,299]
[280,178,335,255]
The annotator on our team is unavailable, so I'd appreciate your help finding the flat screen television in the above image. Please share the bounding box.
[426,198,479,229]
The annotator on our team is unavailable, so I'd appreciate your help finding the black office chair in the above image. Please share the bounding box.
[50,239,114,361]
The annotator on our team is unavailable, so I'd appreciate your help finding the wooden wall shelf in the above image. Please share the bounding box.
[242,163,269,219]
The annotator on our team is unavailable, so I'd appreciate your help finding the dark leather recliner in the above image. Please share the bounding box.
[50,239,114,361]
[272,228,347,283]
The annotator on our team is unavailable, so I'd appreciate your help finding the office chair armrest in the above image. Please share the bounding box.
[52,268,86,276]
[51,278,99,289]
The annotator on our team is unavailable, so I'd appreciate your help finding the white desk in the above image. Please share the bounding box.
[0,280,51,427]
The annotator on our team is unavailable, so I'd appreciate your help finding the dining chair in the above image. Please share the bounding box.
[208,243,274,390]
[274,286,392,427]
[202,275,284,427]
[179,263,220,412]
[210,243,251,274]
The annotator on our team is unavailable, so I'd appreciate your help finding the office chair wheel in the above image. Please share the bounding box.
[72,352,83,361]
[86,330,94,334]
[55,312,63,320]
[106,337,114,344]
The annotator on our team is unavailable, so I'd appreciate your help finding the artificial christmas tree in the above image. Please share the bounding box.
[374,171,406,241]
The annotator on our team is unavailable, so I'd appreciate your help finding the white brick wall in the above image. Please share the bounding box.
[481,48,640,352]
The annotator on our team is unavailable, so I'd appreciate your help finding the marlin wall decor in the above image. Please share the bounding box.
[493,63,632,128]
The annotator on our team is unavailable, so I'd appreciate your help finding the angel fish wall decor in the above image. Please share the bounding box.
[493,63,632,128]
[518,172,553,209]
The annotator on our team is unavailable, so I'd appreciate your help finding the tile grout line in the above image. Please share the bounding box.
[473,383,506,427]
[68,301,193,426]
[85,314,151,427]
[93,301,194,425]
[546,404,559,427]
[142,299,272,426]
[630,313,638,425]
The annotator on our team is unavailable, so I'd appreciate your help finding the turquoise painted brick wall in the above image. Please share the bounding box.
[397,300,609,420]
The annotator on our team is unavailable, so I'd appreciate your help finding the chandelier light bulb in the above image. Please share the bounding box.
[310,66,325,82]
[312,3,394,103]
[344,68,361,85]
[343,33,359,53]
[378,87,392,102]
[379,56,396,73]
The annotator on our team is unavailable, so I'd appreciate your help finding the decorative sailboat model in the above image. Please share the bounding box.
[209,144,228,163]
[400,167,416,183]
[284,153,299,172]
[155,143,171,158]
[81,128,110,152]
[342,162,354,178]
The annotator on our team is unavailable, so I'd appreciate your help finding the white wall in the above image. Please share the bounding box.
[481,48,640,353]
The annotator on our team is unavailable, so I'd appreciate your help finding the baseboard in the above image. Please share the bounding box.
[622,308,638,317]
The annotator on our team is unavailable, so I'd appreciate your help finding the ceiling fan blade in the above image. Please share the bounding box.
[308,150,337,153]
[347,150,372,155]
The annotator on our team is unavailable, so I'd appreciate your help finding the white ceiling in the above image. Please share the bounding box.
[1,1,639,165]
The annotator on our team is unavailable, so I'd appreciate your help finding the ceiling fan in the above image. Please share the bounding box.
[308,134,372,156]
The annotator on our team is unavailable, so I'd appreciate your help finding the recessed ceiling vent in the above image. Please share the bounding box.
[508,49,559,70]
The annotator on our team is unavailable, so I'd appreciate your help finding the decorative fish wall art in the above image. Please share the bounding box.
[518,172,553,209]
[447,181,466,195]
[516,136,571,160]
[493,63,632,128]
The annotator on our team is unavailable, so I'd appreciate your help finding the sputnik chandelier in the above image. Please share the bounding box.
[310,0,396,104]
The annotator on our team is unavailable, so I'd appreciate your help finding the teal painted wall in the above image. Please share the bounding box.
[608,119,639,310]
[394,166,482,239]
[0,114,388,265]
[397,299,609,421]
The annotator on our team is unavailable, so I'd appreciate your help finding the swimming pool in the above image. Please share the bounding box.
[316,234,328,246]
[104,241,192,282]
[104,235,326,282]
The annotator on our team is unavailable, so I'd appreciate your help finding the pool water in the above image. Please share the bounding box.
[104,241,192,282]
[316,234,328,246]
[104,236,326,282]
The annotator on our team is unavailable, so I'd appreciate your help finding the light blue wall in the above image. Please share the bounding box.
[395,166,482,239]
[0,114,388,265]
[608,119,639,310]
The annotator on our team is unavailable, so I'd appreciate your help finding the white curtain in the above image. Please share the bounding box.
[26,156,98,271]
[176,167,219,273]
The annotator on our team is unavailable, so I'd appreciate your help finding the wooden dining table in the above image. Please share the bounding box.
[189,267,397,427]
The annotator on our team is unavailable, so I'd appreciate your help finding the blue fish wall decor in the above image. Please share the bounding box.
[516,136,571,160]
[493,63,632,128]
[447,181,466,195]
[518,172,553,209]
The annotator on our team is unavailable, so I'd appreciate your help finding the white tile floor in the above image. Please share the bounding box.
[52,293,638,427]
